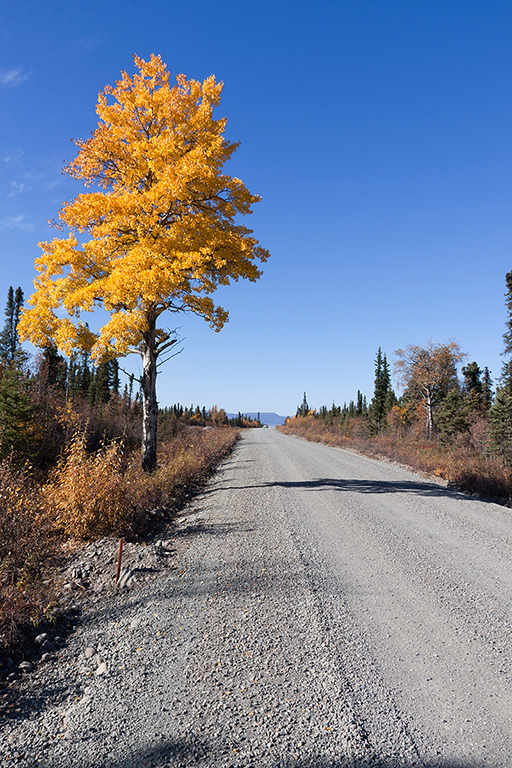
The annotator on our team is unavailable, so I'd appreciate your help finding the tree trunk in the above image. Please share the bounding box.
[141,330,158,472]
[425,386,434,440]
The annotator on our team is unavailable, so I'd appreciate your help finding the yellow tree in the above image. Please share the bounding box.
[394,341,465,439]
[19,55,269,470]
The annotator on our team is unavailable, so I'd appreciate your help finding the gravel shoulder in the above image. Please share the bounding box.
[2,428,511,767]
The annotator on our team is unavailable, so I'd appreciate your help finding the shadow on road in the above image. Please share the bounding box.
[227,477,474,501]
[42,733,492,768]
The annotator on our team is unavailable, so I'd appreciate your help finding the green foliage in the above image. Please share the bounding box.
[0,368,38,462]
[371,348,395,431]
[0,287,24,366]
[488,388,512,464]
[436,390,469,446]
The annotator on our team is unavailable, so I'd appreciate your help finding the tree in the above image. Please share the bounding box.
[394,341,465,439]
[0,287,24,366]
[371,348,394,431]
[296,392,309,418]
[0,368,38,462]
[18,55,269,470]
[461,361,484,416]
[501,270,512,392]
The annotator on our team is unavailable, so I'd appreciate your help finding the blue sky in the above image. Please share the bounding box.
[1,0,512,416]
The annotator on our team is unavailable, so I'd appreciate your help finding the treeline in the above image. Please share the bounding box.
[280,272,512,499]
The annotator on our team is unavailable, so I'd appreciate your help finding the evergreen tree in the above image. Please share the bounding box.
[436,390,469,446]
[461,361,484,416]
[371,348,393,431]
[482,367,493,410]
[0,367,37,461]
[502,270,512,392]
[0,286,24,366]
[488,388,512,463]
[489,271,512,462]
[296,392,309,417]
[42,343,67,390]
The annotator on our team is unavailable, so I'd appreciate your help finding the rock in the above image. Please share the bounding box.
[41,653,52,662]
[35,633,50,646]
[116,568,136,590]
[85,647,95,659]
[95,662,107,676]
[19,661,33,672]
[40,639,56,652]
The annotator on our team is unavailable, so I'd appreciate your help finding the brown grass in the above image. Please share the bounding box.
[278,417,512,502]
[0,426,239,651]
[0,462,58,649]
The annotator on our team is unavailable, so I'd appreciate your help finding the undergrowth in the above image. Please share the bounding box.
[0,426,239,652]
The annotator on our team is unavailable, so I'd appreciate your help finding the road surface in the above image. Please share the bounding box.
[6,427,512,767]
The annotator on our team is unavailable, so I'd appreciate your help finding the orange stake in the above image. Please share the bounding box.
[115,538,125,587]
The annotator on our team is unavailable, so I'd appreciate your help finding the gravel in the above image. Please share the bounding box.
[2,428,510,767]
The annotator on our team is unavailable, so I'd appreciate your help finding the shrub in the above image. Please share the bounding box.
[0,461,56,649]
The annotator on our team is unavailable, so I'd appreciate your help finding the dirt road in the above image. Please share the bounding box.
[4,427,512,767]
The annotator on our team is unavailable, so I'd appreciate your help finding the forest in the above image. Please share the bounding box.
[279,272,512,503]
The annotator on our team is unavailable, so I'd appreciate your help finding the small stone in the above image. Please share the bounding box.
[95,662,107,676]
[19,661,33,672]
[35,633,50,646]
[116,568,135,590]
[84,647,95,659]
[41,653,52,662]
[41,639,56,652]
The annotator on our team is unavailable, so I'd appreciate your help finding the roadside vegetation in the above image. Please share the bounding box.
[279,273,512,503]
[0,288,254,652]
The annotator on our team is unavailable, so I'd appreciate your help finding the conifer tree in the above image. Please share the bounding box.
[296,392,309,417]
[371,348,393,431]
[502,270,512,392]
[482,367,493,410]
[0,287,24,366]
[489,272,512,461]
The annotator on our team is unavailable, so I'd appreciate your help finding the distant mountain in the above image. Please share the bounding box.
[226,412,287,426]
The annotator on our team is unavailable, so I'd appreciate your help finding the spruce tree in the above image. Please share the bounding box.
[0,367,37,462]
[482,368,493,410]
[296,392,309,417]
[489,272,512,461]
[0,286,24,366]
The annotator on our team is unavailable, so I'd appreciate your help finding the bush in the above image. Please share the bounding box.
[43,426,239,540]
[0,461,56,649]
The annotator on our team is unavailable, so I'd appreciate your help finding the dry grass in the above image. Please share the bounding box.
[0,426,239,651]
[44,427,239,539]
[0,462,58,649]
[279,417,512,502]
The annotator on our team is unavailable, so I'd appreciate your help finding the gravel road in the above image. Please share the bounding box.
[3,428,512,767]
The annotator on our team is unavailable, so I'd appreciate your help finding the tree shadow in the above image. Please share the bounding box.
[225,477,478,501]
[36,733,492,768]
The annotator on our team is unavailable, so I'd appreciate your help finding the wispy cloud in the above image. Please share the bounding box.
[7,181,27,198]
[0,67,31,88]
[0,215,34,231]
[3,150,23,164]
